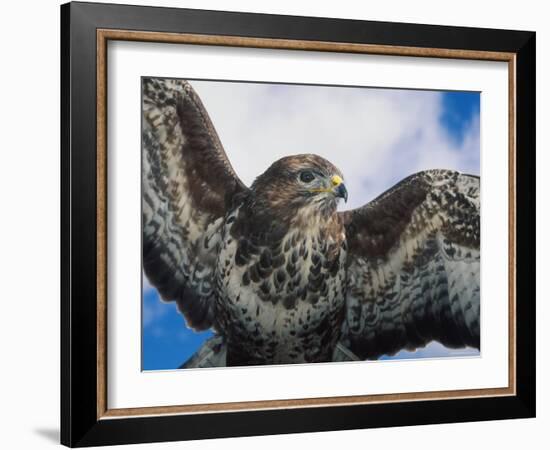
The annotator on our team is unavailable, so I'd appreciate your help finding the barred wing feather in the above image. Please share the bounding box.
[142,78,247,330]
[339,170,480,360]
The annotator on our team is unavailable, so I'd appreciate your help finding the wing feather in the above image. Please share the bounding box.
[339,170,480,359]
[142,78,247,330]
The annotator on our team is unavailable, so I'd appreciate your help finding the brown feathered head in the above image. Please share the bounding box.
[249,154,348,218]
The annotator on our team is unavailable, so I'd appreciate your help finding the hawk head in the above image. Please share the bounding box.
[250,154,348,217]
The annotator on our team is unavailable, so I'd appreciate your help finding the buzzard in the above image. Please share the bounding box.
[142,78,480,368]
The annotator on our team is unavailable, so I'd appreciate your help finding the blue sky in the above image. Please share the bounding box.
[440,91,480,145]
[142,81,480,371]
[142,286,213,370]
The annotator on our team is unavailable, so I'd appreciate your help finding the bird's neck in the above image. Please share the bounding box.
[291,201,338,228]
[230,196,342,248]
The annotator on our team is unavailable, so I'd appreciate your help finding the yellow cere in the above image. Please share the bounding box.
[310,175,344,194]
[331,175,343,187]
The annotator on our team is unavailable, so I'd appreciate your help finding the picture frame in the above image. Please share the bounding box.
[60,1,535,447]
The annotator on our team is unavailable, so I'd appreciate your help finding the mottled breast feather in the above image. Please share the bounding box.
[215,176,348,365]
[142,78,248,330]
[339,170,480,360]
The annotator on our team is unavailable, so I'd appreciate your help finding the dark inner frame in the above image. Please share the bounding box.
[61,2,535,447]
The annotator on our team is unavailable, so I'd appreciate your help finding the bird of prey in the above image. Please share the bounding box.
[142,77,480,368]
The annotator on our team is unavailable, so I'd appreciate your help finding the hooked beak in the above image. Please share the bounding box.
[331,175,348,203]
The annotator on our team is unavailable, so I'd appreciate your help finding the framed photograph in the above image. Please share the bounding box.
[61,1,535,447]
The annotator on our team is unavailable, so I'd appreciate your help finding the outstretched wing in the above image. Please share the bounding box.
[339,170,480,360]
[142,78,247,330]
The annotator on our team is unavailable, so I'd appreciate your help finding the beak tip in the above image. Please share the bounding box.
[335,183,348,203]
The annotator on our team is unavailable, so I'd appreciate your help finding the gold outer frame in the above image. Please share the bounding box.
[96,29,517,420]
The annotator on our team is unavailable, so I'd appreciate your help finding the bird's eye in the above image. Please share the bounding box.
[299,171,315,183]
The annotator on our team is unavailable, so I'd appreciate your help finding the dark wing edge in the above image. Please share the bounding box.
[338,169,480,360]
[142,78,247,330]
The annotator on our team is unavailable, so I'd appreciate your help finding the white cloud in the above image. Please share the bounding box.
[382,341,479,360]
[142,273,175,328]
[142,298,164,328]
[191,80,479,210]
[142,272,154,294]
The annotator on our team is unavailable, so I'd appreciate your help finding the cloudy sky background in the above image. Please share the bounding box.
[143,79,480,371]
